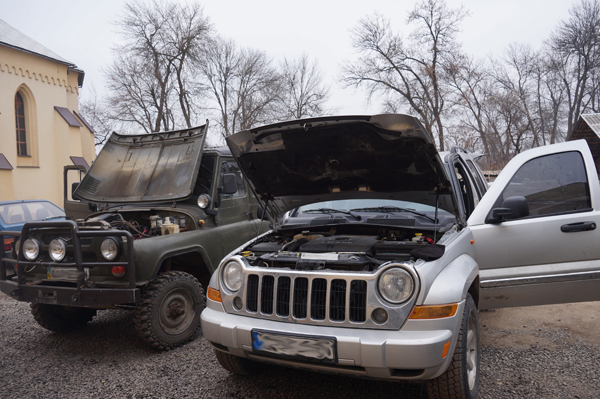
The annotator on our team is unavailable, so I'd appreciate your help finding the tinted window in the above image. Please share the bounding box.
[497,151,590,218]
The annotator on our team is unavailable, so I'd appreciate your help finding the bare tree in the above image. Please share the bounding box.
[341,0,468,150]
[279,54,331,119]
[199,37,282,138]
[104,0,211,133]
[548,0,600,136]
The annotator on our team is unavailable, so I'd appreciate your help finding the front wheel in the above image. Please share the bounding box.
[134,271,205,350]
[30,304,97,333]
[426,293,480,399]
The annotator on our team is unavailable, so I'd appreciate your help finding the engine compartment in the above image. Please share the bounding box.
[81,210,196,239]
[244,226,435,272]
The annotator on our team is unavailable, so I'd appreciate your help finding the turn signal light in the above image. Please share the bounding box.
[409,303,458,319]
[111,266,126,277]
[4,237,14,252]
[442,341,451,358]
[207,286,222,302]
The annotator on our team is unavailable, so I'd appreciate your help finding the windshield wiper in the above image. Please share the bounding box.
[303,208,362,221]
[43,215,66,221]
[350,206,436,223]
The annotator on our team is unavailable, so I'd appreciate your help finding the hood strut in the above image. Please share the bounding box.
[434,186,440,242]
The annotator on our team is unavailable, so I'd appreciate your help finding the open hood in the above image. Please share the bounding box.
[75,125,207,204]
[226,114,455,221]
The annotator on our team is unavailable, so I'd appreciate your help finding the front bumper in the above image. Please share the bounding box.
[201,299,465,380]
[0,222,139,307]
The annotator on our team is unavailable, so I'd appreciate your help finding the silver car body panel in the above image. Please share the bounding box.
[468,140,600,309]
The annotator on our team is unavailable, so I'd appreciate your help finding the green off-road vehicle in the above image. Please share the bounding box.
[0,124,265,349]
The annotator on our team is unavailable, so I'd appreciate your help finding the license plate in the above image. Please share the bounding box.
[47,267,89,282]
[251,330,337,363]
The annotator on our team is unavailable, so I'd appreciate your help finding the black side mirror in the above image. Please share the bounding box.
[222,173,238,195]
[487,196,529,223]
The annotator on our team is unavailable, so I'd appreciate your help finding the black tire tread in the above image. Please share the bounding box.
[214,349,263,376]
[426,294,478,399]
[134,271,205,351]
[30,303,97,333]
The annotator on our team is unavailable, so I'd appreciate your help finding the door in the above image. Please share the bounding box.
[64,165,93,220]
[215,159,257,256]
[468,140,600,309]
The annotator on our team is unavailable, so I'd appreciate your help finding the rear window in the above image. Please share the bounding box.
[0,202,65,225]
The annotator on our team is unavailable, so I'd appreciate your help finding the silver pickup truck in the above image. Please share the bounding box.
[201,114,600,399]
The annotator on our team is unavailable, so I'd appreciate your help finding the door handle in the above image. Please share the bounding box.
[560,221,596,232]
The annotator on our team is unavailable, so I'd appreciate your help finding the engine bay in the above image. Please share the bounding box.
[81,210,196,239]
[243,227,436,272]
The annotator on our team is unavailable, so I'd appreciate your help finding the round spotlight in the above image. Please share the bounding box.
[48,238,66,262]
[22,238,40,261]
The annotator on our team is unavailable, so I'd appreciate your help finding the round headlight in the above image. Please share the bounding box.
[22,238,40,261]
[378,267,415,304]
[197,194,212,209]
[101,237,121,261]
[49,239,67,262]
[222,260,244,292]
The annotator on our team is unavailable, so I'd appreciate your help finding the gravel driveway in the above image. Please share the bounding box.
[1,294,599,398]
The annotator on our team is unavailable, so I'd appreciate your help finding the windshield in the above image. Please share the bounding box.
[294,199,450,215]
[0,201,65,225]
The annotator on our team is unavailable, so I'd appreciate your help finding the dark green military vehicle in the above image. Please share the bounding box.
[0,124,265,350]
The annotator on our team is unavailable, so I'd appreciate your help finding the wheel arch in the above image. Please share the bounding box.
[154,248,214,289]
[422,254,479,306]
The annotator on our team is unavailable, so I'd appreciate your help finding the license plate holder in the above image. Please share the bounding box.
[251,330,337,364]
[47,267,89,282]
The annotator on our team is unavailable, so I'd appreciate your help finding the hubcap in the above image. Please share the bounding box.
[466,312,478,390]
[158,288,195,335]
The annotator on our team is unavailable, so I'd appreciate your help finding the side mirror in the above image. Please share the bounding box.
[488,196,529,223]
[222,173,238,195]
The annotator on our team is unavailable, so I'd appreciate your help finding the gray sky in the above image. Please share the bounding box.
[1,0,578,116]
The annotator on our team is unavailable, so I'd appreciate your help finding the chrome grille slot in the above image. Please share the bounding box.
[276,276,291,316]
[329,279,347,322]
[292,277,309,319]
[349,280,367,322]
[261,275,274,315]
[310,278,327,320]
[246,274,259,312]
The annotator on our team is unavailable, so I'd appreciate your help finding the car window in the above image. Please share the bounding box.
[494,151,591,218]
[465,159,488,196]
[194,156,215,195]
[0,202,64,225]
[220,160,246,198]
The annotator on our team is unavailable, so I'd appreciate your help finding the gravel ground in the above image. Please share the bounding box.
[1,294,599,399]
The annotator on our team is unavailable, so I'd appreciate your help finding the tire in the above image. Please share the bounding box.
[214,349,265,376]
[30,303,97,333]
[426,293,480,399]
[134,271,205,350]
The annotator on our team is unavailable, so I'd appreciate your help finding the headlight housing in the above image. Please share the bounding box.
[22,238,40,261]
[197,194,212,209]
[378,267,415,304]
[49,238,67,262]
[100,237,121,261]
[222,260,244,292]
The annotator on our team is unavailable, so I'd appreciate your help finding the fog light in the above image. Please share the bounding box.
[49,239,66,262]
[233,296,243,310]
[111,266,126,277]
[23,238,40,261]
[372,308,389,324]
